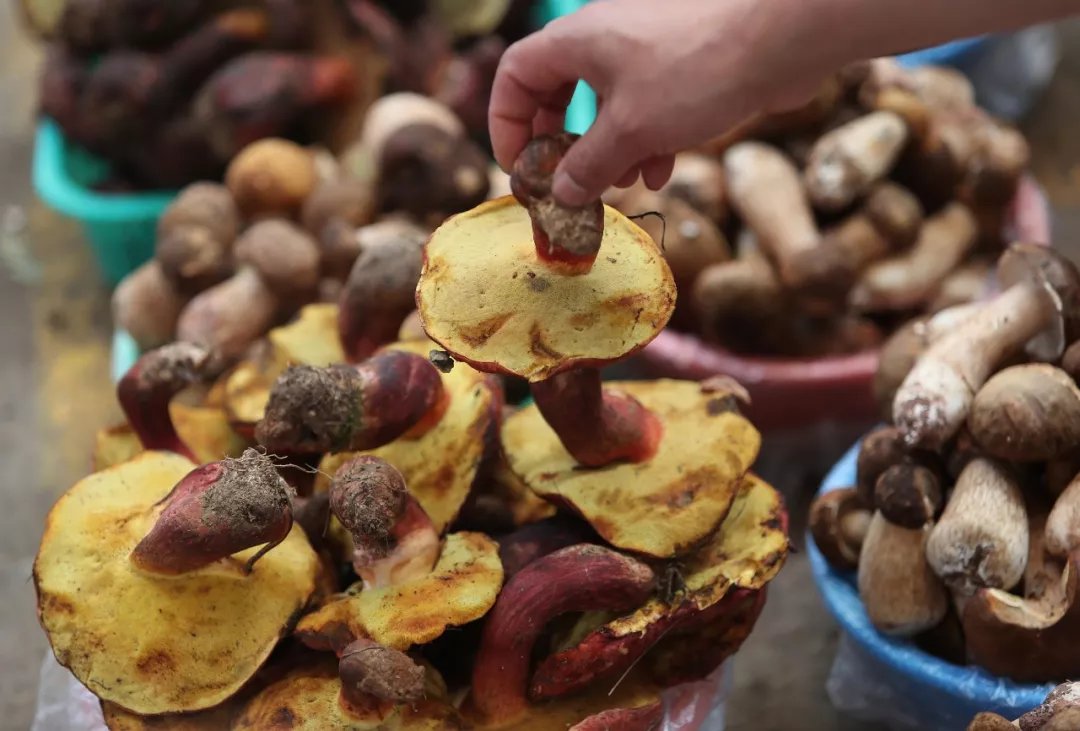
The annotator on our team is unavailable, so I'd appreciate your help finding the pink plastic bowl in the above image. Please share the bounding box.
[635,176,1053,431]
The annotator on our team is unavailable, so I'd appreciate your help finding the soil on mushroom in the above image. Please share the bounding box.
[258,365,360,450]
[205,450,294,533]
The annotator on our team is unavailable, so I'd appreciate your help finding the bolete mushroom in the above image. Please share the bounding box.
[804,110,909,211]
[894,244,1080,450]
[809,487,871,571]
[34,451,319,714]
[296,456,503,653]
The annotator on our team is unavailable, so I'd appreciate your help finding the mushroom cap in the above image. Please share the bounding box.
[530,474,787,699]
[223,304,345,432]
[417,197,676,382]
[34,452,320,715]
[316,340,496,532]
[93,422,144,471]
[168,384,250,464]
[296,532,502,652]
[502,380,760,557]
[998,243,1080,361]
[101,697,245,730]
[233,660,463,730]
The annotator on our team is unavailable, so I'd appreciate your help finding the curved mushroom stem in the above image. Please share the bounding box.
[329,456,440,589]
[531,368,663,467]
[255,350,445,454]
[339,638,425,707]
[511,133,604,276]
[569,702,663,731]
[130,449,294,575]
[468,544,656,726]
[117,342,210,461]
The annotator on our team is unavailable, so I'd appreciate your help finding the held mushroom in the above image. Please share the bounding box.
[969,364,1080,462]
[34,451,319,714]
[927,457,1029,595]
[893,244,1080,449]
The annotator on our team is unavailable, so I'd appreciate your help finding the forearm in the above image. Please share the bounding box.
[812,0,1079,65]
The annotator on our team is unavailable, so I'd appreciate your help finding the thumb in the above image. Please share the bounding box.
[552,111,637,207]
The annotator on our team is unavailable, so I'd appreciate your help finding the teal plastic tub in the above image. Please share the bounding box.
[32,119,177,286]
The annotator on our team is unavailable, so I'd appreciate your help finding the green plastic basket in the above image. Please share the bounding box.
[32,118,178,287]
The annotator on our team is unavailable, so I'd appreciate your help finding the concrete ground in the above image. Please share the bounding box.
[3,13,1080,731]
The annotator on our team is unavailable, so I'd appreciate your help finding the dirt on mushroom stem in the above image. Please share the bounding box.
[339,638,426,705]
[329,456,409,559]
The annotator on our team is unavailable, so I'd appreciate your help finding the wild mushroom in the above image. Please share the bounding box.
[1018,681,1080,731]
[528,475,787,701]
[315,339,499,533]
[418,135,762,557]
[809,487,871,570]
[167,383,250,464]
[857,465,948,635]
[111,260,190,351]
[855,425,908,506]
[155,182,239,293]
[224,137,318,218]
[296,456,503,653]
[34,451,319,714]
[1046,473,1080,558]
[254,348,445,454]
[927,458,1028,595]
[893,244,1080,450]
[117,342,212,461]
[967,713,1017,731]
[804,110,909,211]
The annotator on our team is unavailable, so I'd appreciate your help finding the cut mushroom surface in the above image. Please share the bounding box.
[502,380,760,557]
[34,452,319,715]
[417,196,675,382]
[296,532,502,652]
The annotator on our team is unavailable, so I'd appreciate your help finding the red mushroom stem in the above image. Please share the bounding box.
[329,456,440,589]
[511,133,604,276]
[468,544,656,726]
[531,368,663,467]
[496,516,597,579]
[569,702,664,731]
[339,638,426,707]
[130,449,294,575]
[255,350,445,454]
[117,342,210,461]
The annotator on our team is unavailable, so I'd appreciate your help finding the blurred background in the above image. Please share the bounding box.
[3,6,1080,731]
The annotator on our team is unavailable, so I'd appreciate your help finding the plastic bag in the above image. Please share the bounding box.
[31,651,731,730]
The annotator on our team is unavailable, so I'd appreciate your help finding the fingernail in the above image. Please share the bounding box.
[552,170,588,207]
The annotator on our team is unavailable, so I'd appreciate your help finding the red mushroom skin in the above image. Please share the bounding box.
[569,702,664,731]
[117,342,210,461]
[511,133,605,276]
[531,368,663,467]
[496,517,597,579]
[468,544,656,725]
[255,351,445,454]
[130,449,294,575]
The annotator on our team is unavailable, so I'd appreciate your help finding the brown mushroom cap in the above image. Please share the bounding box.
[296,532,502,652]
[417,196,675,382]
[34,452,319,714]
[997,244,1080,361]
[502,380,760,557]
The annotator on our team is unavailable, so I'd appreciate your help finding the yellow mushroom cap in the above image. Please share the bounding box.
[502,380,761,557]
[417,197,675,382]
[34,452,320,715]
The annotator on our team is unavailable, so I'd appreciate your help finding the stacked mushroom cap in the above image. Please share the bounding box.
[811,241,1080,683]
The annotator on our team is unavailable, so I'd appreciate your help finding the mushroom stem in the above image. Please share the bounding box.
[569,702,663,731]
[130,449,294,575]
[117,342,210,461]
[329,456,439,589]
[531,368,663,467]
[338,638,425,706]
[511,134,604,276]
[893,279,1059,449]
[255,350,445,454]
[468,545,656,726]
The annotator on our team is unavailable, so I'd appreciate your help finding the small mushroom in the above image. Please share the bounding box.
[233,218,321,300]
[338,638,425,705]
[804,111,909,211]
[894,244,1080,449]
[927,458,1028,595]
[969,364,1080,462]
[809,488,871,571]
[225,137,318,218]
[874,462,943,529]
[855,425,907,507]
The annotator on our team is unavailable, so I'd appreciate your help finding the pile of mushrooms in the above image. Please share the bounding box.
[37,133,790,728]
[606,58,1029,358]
[810,241,1080,682]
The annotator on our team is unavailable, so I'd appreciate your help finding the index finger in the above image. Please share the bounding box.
[488,30,586,171]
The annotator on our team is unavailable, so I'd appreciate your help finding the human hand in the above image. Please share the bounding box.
[488,0,847,207]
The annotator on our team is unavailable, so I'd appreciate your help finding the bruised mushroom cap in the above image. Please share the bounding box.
[233,659,463,730]
[296,532,502,652]
[316,340,497,532]
[417,196,676,382]
[530,474,788,700]
[33,452,319,715]
[997,244,1080,361]
[502,379,760,557]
